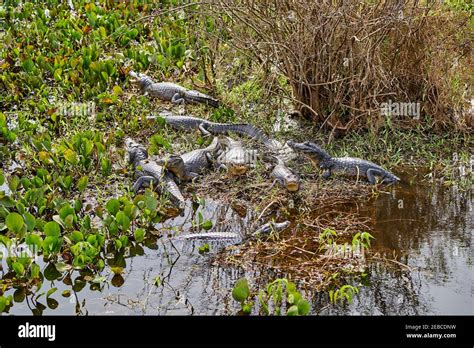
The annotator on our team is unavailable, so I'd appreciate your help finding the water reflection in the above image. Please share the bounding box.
[2,178,472,315]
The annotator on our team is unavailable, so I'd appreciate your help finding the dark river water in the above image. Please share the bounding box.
[1,174,472,315]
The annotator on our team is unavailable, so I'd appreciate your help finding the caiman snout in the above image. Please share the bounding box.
[285,181,300,192]
[228,164,248,176]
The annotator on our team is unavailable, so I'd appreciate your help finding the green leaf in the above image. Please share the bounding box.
[43,221,61,238]
[12,261,25,276]
[105,198,120,216]
[83,139,94,156]
[53,68,62,81]
[70,230,83,243]
[198,243,210,254]
[242,302,253,314]
[232,278,250,303]
[0,196,16,207]
[25,233,43,250]
[112,85,122,95]
[116,211,130,230]
[134,228,145,243]
[150,134,172,151]
[55,262,72,272]
[0,295,12,312]
[101,158,111,176]
[0,170,4,185]
[127,28,138,39]
[47,287,57,298]
[22,58,35,73]
[202,220,213,230]
[30,263,40,278]
[63,149,77,165]
[6,212,24,234]
[92,275,106,284]
[8,175,20,191]
[287,305,299,316]
[0,235,12,248]
[145,195,158,211]
[297,299,310,315]
[77,176,88,192]
[59,204,75,221]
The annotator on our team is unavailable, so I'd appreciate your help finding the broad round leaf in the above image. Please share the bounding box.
[134,228,145,243]
[106,198,120,216]
[23,212,36,232]
[44,221,61,238]
[232,278,250,303]
[287,305,299,316]
[202,220,213,230]
[6,212,24,234]
[297,299,311,315]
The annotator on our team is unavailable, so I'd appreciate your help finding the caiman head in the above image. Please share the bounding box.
[158,155,186,179]
[218,136,249,176]
[227,158,248,176]
[129,70,154,91]
[252,220,291,237]
[268,154,300,192]
[125,138,148,165]
[283,172,300,192]
[286,140,331,163]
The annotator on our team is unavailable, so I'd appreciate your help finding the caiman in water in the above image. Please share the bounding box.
[287,140,400,184]
[174,220,290,242]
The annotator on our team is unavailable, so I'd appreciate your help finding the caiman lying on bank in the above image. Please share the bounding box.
[270,155,300,192]
[174,220,291,242]
[158,137,222,182]
[147,112,294,161]
[216,136,257,176]
[287,141,400,185]
[129,71,219,107]
[125,138,186,209]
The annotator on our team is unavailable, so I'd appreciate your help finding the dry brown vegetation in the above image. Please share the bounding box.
[210,0,473,134]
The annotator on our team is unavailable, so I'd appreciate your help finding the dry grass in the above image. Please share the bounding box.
[211,0,473,133]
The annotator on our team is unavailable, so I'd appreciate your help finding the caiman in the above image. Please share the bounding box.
[287,141,400,185]
[270,156,300,192]
[146,112,293,160]
[125,138,186,209]
[129,71,219,107]
[216,136,257,176]
[158,137,222,181]
[174,220,290,242]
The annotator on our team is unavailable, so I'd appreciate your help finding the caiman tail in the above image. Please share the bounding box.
[184,90,220,108]
[207,123,276,149]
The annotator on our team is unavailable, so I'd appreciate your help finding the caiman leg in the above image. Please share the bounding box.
[269,179,279,189]
[217,163,228,171]
[187,172,199,182]
[198,123,212,136]
[171,93,185,105]
[132,176,159,192]
[322,169,332,179]
[366,169,378,185]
